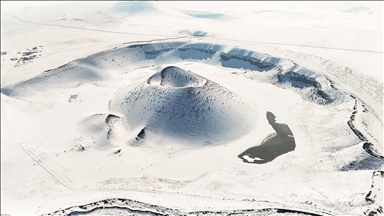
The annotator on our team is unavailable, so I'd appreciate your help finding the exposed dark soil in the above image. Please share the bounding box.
[44,198,333,216]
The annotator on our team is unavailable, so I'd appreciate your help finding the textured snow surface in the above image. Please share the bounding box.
[109,66,258,145]
[1,1,383,216]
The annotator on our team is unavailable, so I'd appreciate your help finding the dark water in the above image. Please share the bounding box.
[238,111,296,164]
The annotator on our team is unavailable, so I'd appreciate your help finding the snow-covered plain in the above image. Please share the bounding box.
[1,1,383,215]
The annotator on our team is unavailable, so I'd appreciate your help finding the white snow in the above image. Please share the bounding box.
[1,1,383,215]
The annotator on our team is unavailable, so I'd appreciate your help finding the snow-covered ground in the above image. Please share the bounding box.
[1,1,383,216]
